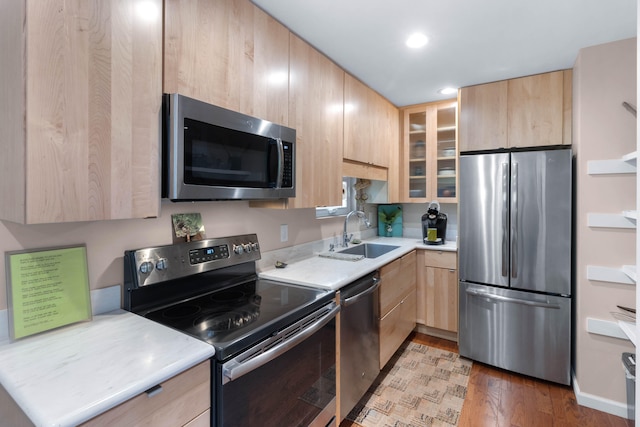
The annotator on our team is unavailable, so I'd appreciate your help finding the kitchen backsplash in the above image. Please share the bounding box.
[400,203,458,242]
[0,200,456,312]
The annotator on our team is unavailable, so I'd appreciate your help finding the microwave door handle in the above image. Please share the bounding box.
[275,138,284,188]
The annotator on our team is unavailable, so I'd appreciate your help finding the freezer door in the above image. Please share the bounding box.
[458,282,571,385]
[459,153,510,287]
[510,149,572,295]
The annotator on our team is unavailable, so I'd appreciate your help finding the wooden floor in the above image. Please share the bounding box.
[340,332,633,427]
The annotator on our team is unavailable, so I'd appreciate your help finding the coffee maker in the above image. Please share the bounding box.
[421,201,447,245]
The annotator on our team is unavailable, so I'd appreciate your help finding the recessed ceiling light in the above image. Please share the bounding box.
[438,87,458,95]
[406,33,428,49]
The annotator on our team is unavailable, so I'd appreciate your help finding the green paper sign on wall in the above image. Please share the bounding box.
[378,204,403,237]
[5,245,92,340]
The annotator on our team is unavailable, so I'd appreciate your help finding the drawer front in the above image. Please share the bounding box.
[379,251,416,316]
[422,250,456,269]
[81,361,210,427]
[379,288,417,369]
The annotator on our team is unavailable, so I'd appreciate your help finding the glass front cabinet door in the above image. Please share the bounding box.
[403,100,458,203]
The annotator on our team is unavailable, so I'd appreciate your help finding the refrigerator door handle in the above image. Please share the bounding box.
[501,162,509,277]
[465,288,561,309]
[511,162,518,279]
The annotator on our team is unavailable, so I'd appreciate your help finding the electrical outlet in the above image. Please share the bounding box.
[280,224,288,242]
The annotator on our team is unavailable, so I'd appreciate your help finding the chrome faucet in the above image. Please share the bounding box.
[343,210,371,247]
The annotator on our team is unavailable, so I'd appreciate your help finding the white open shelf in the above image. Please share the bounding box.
[622,150,637,164]
[587,213,637,229]
[588,151,638,174]
[586,317,630,341]
[587,265,636,285]
[618,320,637,346]
[622,265,638,282]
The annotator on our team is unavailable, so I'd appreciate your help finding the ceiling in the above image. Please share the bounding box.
[252,0,637,107]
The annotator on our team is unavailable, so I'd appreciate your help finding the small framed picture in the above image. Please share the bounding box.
[171,213,206,243]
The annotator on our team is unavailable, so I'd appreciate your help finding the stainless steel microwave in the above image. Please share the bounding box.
[163,94,296,201]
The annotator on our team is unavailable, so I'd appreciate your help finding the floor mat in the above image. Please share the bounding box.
[346,341,472,426]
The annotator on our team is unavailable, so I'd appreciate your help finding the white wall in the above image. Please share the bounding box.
[573,37,637,408]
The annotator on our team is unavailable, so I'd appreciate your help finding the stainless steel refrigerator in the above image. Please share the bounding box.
[458,148,572,385]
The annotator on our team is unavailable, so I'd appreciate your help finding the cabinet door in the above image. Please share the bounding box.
[4,0,163,224]
[416,250,457,332]
[403,104,432,201]
[287,34,344,208]
[164,0,289,126]
[402,100,457,202]
[458,81,508,152]
[433,102,458,201]
[379,288,417,369]
[424,267,458,332]
[507,71,564,148]
[344,74,398,168]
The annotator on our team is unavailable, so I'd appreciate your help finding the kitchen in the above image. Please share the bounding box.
[0,0,637,426]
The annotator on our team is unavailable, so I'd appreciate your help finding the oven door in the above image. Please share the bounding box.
[217,302,339,427]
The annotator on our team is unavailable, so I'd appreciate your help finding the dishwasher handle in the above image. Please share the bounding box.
[341,276,381,307]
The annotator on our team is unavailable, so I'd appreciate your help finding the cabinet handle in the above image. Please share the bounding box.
[145,384,163,398]
[449,269,455,273]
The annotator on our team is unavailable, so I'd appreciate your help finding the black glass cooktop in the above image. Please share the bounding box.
[145,279,333,360]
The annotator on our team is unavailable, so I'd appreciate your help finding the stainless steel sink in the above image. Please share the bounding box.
[338,243,400,259]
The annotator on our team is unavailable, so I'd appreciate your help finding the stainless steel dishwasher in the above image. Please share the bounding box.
[339,271,381,421]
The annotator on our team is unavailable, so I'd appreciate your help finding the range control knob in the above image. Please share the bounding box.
[251,242,260,251]
[243,243,252,253]
[156,258,168,270]
[233,244,244,255]
[139,261,154,274]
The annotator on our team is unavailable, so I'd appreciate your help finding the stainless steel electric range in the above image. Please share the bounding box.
[123,234,338,427]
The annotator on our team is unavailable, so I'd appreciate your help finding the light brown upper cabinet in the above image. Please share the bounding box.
[344,74,399,168]
[0,0,162,224]
[286,34,345,208]
[401,100,458,203]
[164,0,290,126]
[459,70,572,152]
[458,80,508,151]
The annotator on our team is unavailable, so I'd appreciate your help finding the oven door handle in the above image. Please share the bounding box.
[222,304,340,384]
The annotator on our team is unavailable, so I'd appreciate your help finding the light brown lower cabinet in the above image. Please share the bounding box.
[416,250,458,333]
[81,361,211,427]
[378,251,417,369]
[183,410,210,427]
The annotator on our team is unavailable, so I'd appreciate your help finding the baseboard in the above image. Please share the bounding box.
[414,324,458,342]
[572,371,631,419]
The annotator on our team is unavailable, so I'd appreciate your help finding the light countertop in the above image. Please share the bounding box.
[0,310,215,427]
[259,236,456,290]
